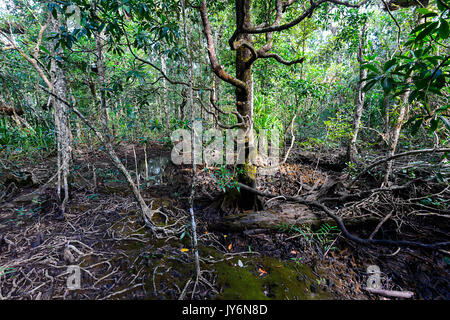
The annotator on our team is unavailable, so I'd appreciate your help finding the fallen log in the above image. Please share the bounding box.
[212,203,378,232]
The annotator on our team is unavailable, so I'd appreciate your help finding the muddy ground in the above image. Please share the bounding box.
[0,142,448,300]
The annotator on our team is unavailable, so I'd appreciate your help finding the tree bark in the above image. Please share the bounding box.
[161,55,170,131]
[181,0,201,280]
[347,23,367,162]
[49,13,72,214]
[95,29,109,139]
[213,29,221,127]
[383,76,411,186]
[382,92,391,143]
[211,204,378,232]
[234,0,262,210]
[199,0,315,210]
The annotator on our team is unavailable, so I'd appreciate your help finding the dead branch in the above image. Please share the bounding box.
[364,287,414,299]
[350,148,450,187]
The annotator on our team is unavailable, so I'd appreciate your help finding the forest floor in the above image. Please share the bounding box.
[0,141,449,300]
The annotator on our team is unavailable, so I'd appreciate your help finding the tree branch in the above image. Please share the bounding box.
[258,52,304,65]
[199,1,248,92]
[242,0,370,34]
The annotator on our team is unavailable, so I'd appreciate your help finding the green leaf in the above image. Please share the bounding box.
[438,19,449,40]
[411,118,423,135]
[411,22,431,35]
[429,118,439,132]
[383,59,397,72]
[363,79,377,92]
[437,0,448,11]
[422,12,438,18]
[432,69,443,80]
[416,8,436,15]
[382,77,393,92]
[408,89,419,103]
[415,78,429,90]
[436,105,450,113]
[415,22,439,42]
[361,63,380,73]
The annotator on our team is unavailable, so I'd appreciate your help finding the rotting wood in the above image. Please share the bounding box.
[211,202,378,232]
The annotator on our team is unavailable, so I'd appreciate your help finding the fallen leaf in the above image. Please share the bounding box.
[180,248,189,252]
[228,243,232,251]
[258,268,267,276]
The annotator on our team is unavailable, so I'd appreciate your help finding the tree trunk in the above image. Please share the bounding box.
[49,13,72,214]
[383,83,409,186]
[347,23,367,163]
[181,0,201,279]
[383,92,391,143]
[234,0,262,210]
[161,55,170,131]
[95,29,109,139]
[213,29,221,127]
[92,21,155,228]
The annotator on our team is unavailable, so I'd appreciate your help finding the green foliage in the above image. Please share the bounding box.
[0,266,16,277]
[344,161,358,177]
[363,1,450,136]
[277,223,340,254]
[206,165,243,192]
[1,0,448,181]
[253,94,283,139]
[179,222,191,241]
[323,112,353,145]
[0,118,55,157]
[290,256,303,265]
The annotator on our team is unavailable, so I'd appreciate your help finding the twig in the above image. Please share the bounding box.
[369,212,393,239]
[178,278,192,300]
[350,148,450,187]
[100,283,143,300]
[364,287,414,299]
